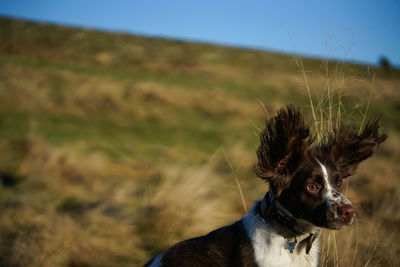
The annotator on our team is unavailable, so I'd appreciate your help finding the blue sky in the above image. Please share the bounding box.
[1,0,399,66]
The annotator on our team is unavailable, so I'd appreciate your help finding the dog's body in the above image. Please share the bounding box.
[146,200,320,267]
[145,106,386,267]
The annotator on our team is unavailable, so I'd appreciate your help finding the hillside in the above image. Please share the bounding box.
[0,17,399,266]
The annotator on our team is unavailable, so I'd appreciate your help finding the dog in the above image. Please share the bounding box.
[145,105,386,267]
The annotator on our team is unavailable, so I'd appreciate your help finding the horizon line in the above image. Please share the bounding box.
[1,14,397,69]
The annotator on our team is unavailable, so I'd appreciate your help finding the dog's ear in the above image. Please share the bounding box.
[320,117,387,178]
[256,105,312,196]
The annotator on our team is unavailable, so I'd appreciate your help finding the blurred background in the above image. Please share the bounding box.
[0,1,399,266]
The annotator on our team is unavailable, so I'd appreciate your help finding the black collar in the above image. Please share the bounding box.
[257,191,320,254]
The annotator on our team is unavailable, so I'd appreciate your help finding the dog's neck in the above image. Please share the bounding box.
[257,191,320,254]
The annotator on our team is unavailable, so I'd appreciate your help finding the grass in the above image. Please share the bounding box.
[0,16,399,266]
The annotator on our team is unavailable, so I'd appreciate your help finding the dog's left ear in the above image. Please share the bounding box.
[256,105,312,196]
[323,117,387,178]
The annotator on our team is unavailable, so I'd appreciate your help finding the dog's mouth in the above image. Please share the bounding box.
[323,217,355,230]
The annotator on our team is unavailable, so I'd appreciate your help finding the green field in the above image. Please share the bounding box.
[0,17,399,266]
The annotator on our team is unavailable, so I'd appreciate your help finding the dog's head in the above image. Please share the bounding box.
[256,105,387,229]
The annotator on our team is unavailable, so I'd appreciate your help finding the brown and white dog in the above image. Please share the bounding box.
[145,105,386,267]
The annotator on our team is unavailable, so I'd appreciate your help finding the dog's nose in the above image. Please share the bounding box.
[339,204,355,223]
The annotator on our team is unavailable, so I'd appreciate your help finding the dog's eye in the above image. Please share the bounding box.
[306,183,321,193]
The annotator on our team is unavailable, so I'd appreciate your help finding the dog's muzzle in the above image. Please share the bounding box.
[324,199,355,229]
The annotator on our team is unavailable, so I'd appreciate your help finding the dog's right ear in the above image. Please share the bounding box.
[256,105,312,196]
[320,117,387,178]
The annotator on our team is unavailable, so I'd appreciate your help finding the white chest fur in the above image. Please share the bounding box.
[242,208,320,267]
